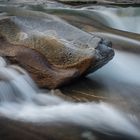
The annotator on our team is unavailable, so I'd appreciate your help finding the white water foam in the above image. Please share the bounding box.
[0,56,140,139]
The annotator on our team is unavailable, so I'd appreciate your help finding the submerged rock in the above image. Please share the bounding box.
[0,8,114,88]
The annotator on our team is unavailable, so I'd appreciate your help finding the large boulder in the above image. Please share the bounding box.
[0,9,114,88]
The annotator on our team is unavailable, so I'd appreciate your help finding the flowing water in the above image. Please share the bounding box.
[0,1,140,140]
[0,55,140,140]
[82,6,140,34]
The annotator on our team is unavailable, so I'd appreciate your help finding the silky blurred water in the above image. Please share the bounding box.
[89,7,140,34]
[0,1,140,140]
[0,55,140,139]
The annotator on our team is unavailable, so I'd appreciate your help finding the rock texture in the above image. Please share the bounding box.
[0,9,114,88]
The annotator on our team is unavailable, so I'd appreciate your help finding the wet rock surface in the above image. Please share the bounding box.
[0,10,114,88]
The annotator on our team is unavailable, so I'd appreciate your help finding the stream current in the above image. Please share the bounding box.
[0,1,140,140]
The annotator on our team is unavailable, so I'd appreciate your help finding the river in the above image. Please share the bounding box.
[0,1,140,140]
